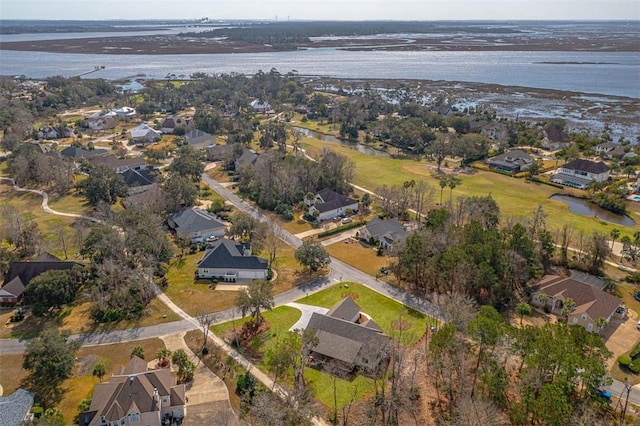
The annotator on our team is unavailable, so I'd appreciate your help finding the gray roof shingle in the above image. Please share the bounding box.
[197,239,268,271]
[0,388,34,426]
[167,208,225,234]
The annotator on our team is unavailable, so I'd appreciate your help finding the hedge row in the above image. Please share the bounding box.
[317,220,366,238]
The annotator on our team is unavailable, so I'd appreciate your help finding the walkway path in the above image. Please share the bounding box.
[0,177,103,224]
[160,333,243,426]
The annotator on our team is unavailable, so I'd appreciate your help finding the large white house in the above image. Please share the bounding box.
[551,159,610,189]
[307,189,359,222]
[129,124,162,144]
[196,239,268,281]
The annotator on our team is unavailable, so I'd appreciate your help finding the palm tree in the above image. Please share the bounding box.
[448,175,462,203]
[130,346,145,360]
[610,228,620,251]
[156,348,172,367]
[515,302,532,327]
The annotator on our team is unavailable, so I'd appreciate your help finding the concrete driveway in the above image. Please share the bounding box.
[285,302,329,331]
[160,333,244,426]
[604,308,640,369]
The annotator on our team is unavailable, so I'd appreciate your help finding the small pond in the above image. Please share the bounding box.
[550,194,635,227]
[292,126,389,157]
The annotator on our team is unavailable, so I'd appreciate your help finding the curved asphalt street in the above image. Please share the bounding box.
[1,169,638,406]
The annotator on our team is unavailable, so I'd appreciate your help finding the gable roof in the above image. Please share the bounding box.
[129,123,161,139]
[60,146,108,160]
[314,189,357,213]
[531,274,621,321]
[0,276,25,299]
[0,389,34,426]
[326,296,361,321]
[306,310,390,365]
[562,159,610,174]
[89,155,146,171]
[184,129,214,146]
[236,149,258,167]
[168,207,225,234]
[119,168,157,188]
[197,239,268,271]
[364,218,408,242]
[84,359,185,426]
[4,254,77,289]
[488,150,532,165]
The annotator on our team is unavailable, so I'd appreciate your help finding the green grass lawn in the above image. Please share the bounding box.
[212,281,437,410]
[300,136,640,239]
[163,252,240,315]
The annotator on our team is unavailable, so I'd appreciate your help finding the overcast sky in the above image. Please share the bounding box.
[1,0,639,21]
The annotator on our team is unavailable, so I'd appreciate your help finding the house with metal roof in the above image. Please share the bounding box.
[78,356,185,426]
[551,159,610,189]
[530,274,622,332]
[307,189,359,222]
[129,123,162,144]
[196,238,268,281]
[305,297,390,376]
[167,207,226,243]
[487,150,533,173]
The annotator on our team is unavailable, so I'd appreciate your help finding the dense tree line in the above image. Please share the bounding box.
[392,198,555,308]
[237,148,354,215]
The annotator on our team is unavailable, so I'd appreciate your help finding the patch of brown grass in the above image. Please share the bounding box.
[325,240,393,278]
[0,353,26,395]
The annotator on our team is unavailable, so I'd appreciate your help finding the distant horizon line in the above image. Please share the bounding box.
[1,18,639,23]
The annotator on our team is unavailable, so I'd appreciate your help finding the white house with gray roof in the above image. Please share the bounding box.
[184,129,215,150]
[129,123,161,144]
[551,159,610,189]
[307,189,359,221]
[196,238,268,280]
[167,207,226,243]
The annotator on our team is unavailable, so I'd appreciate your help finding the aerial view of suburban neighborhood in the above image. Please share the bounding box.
[0,2,639,425]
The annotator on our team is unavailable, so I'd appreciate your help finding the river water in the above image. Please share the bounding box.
[1,48,638,98]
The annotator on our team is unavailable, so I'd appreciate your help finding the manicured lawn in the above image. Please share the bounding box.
[164,252,240,315]
[305,367,374,410]
[325,240,393,279]
[212,282,436,410]
[297,282,436,345]
[300,136,640,239]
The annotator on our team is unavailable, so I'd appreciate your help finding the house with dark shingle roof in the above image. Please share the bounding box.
[530,274,622,332]
[307,189,359,222]
[1,253,78,306]
[184,129,215,150]
[167,207,226,243]
[305,297,390,376]
[196,238,268,280]
[119,168,158,195]
[0,388,35,425]
[78,356,185,426]
[89,155,148,174]
[234,149,258,171]
[60,146,108,162]
[360,218,408,250]
[487,150,533,173]
[551,159,610,189]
